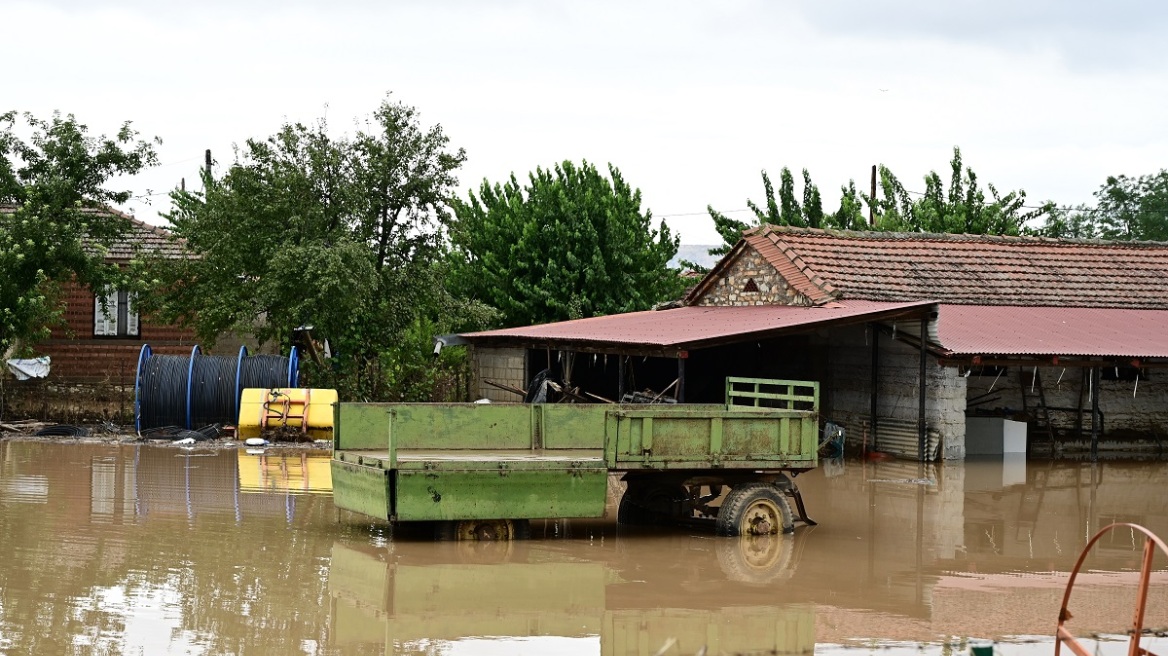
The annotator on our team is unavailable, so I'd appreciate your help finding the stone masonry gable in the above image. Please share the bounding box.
[687,232,838,307]
[692,245,816,306]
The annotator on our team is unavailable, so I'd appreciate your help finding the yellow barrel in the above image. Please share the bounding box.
[237,388,337,440]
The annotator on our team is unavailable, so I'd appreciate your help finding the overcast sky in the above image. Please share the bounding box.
[5,0,1167,244]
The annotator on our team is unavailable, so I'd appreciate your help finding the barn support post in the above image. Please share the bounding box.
[1090,366,1101,461]
[918,317,928,462]
[870,323,879,451]
[618,356,626,401]
[677,353,687,403]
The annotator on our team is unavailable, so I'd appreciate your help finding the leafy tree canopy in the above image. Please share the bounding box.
[1034,170,1168,241]
[701,167,867,263]
[869,147,1049,235]
[144,94,489,400]
[448,161,684,327]
[700,147,1048,266]
[0,110,158,355]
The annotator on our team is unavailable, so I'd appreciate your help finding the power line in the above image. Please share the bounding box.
[659,208,752,218]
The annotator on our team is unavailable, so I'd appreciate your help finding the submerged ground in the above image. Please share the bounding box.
[0,440,1164,655]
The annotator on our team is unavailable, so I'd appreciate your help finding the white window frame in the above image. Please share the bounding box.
[94,289,139,338]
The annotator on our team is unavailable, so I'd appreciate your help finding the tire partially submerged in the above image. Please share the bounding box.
[715,483,795,536]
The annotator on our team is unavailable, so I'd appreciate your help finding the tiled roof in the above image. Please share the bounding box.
[0,203,187,260]
[722,225,1168,310]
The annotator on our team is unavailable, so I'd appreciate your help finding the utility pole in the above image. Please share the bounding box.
[869,164,877,227]
[204,149,212,181]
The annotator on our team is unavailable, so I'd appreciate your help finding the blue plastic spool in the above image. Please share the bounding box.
[133,343,153,434]
[234,345,248,426]
[287,346,300,387]
[184,344,201,430]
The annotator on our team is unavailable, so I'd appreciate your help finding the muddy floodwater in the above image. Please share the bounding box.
[0,442,1166,655]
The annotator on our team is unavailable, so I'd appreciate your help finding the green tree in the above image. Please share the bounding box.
[146,95,487,401]
[448,161,683,327]
[0,111,158,356]
[702,167,838,263]
[867,147,1050,234]
[1031,170,1168,241]
[833,180,868,230]
[1029,204,1099,239]
[1095,171,1168,241]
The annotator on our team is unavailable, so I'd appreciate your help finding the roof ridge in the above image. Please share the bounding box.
[756,223,1168,249]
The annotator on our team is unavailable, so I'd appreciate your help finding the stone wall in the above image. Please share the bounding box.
[825,323,968,460]
[470,346,527,403]
[694,250,812,306]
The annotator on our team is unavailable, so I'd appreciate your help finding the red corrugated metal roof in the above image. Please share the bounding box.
[936,304,1168,358]
[462,300,934,350]
[689,225,1168,309]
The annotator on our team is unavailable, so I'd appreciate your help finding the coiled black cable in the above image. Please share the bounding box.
[137,348,295,432]
[138,355,190,430]
[239,354,290,391]
[190,355,236,429]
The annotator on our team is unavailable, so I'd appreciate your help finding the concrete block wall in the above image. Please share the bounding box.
[694,250,813,306]
[470,346,527,403]
[966,366,1168,440]
[825,323,968,460]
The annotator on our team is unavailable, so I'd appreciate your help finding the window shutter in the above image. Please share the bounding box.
[126,292,139,337]
[94,290,118,336]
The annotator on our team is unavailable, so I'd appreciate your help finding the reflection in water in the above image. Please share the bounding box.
[329,536,814,655]
[237,449,333,495]
[0,442,1166,654]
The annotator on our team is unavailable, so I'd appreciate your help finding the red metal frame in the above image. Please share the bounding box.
[1056,523,1167,656]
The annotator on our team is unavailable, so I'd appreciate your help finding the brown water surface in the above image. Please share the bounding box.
[0,442,1165,655]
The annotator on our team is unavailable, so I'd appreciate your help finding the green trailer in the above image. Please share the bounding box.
[331,377,820,539]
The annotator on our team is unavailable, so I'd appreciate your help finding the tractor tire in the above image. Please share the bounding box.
[715,483,795,537]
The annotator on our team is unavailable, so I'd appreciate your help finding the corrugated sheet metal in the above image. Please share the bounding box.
[876,417,940,461]
[935,304,1168,358]
[461,300,934,350]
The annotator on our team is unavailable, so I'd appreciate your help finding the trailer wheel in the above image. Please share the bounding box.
[617,484,688,525]
[435,519,531,541]
[715,483,794,536]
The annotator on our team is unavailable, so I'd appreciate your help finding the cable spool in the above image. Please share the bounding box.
[238,347,297,392]
[189,353,237,429]
[136,344,302,433]
[134,344,153,433]
[137,352,193,431]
